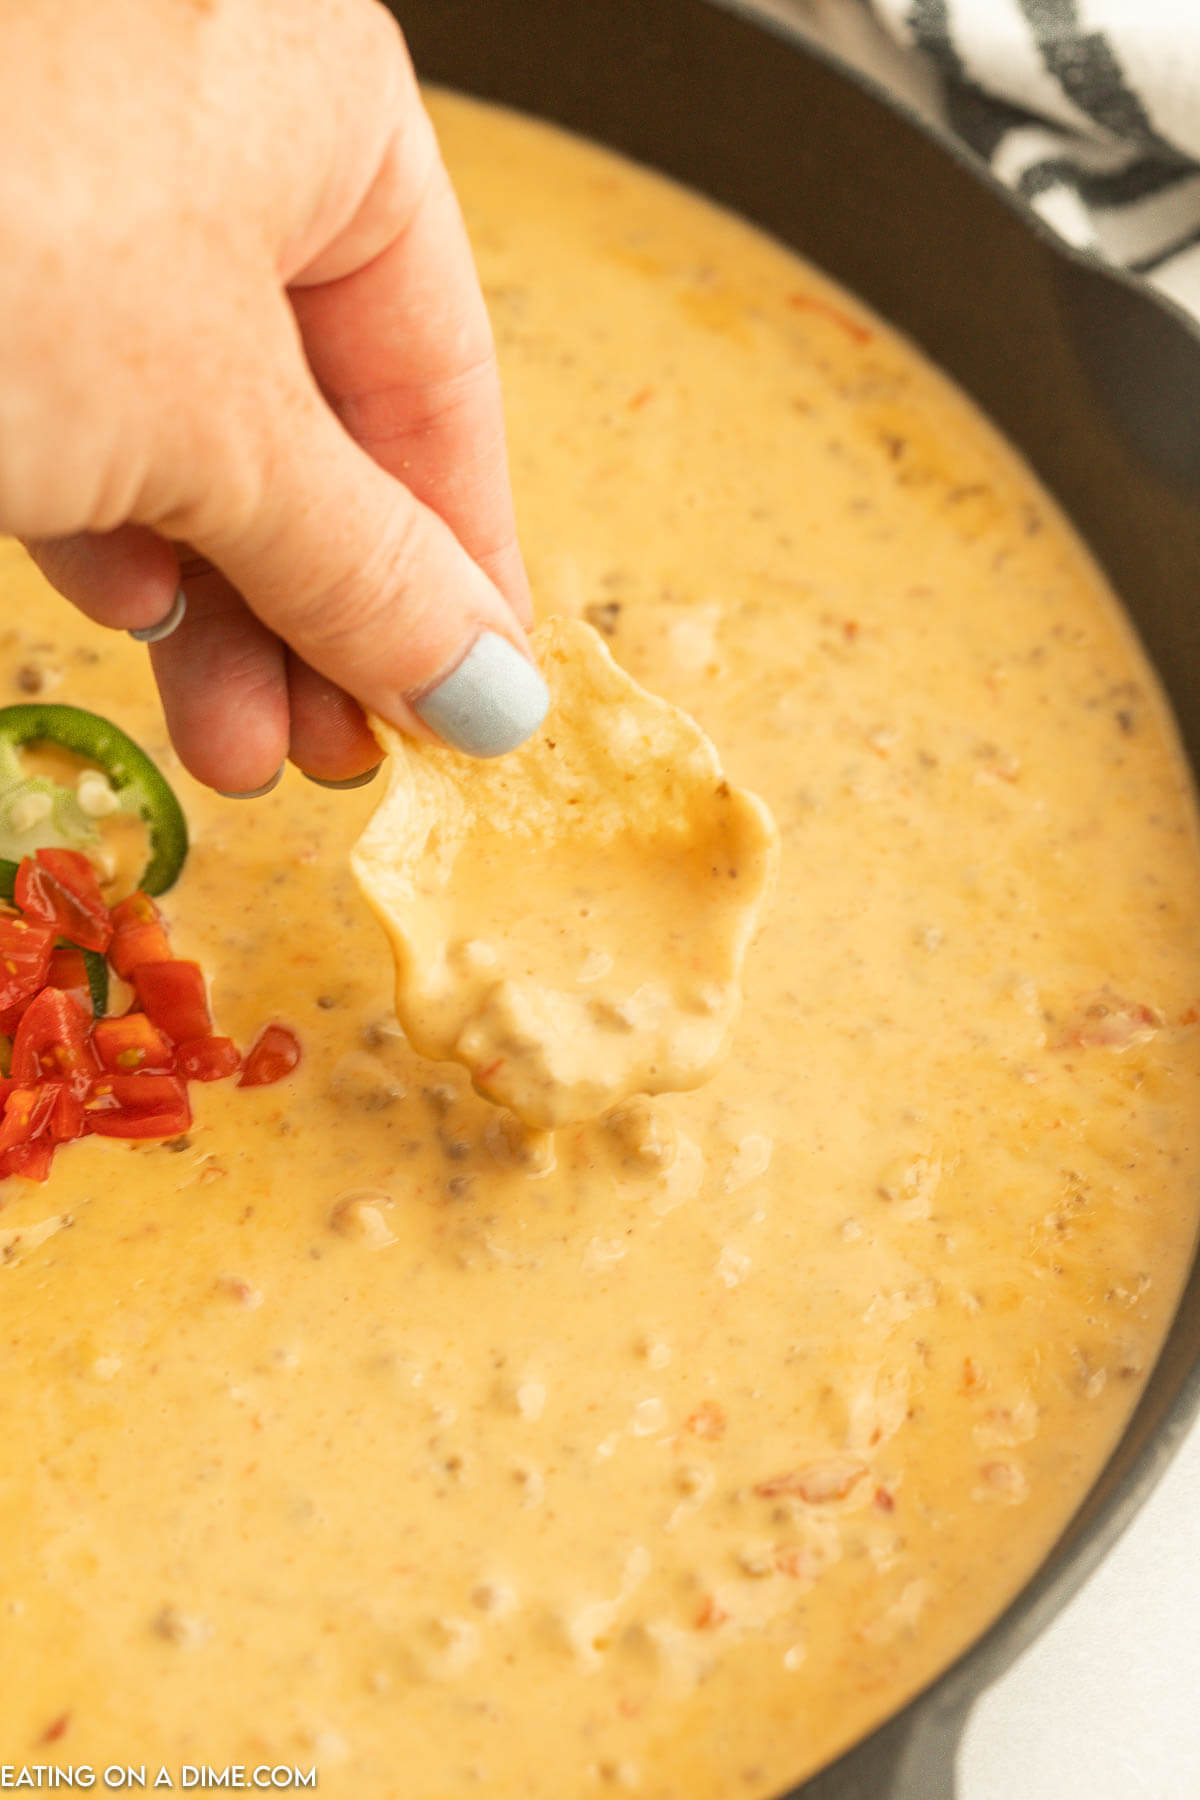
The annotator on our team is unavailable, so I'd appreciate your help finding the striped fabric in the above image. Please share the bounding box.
[865,1,1200,297]
[749,0,1200,317]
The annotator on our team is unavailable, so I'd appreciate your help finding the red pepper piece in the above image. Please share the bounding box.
[0,1135,56,1182]
[11,988,95,1098]
[15,849,112,953]
[0,1083,60,1153]
[238,1023,301,1088]
[177,1035,241,1082]
[109,920,174,980]
[0,1080,75,1179]
[108,892,172,980]
[46,945,92,1016]
[87,1072,191,1139]
[110,893,161,932]
[0,915,56,1019]
[50,1086,87,1143]
[92,1013,174,1074]
[132,961,211,1044]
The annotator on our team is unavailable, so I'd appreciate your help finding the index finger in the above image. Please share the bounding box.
[289,120,531,627]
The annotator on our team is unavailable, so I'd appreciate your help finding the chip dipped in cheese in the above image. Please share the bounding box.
[352,617,778,1128]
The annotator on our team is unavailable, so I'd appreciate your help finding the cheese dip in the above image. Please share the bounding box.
[1,91,1199,1800]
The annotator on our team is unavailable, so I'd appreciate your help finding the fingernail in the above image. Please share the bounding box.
[412,632,549,758]
[217,765,285,800]
[129,588,187,644]
[303,764,382,791]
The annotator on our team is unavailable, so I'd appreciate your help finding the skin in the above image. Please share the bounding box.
[0,0,533,794]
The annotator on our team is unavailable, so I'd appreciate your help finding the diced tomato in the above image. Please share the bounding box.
[15,849,112,953]
[87,1072,191,1139]
[0,860,302,1176]
[109,894,172,980]
[110,892,161,933]
[132,961,211,1044]
[0,915,56,1019]
[753,1458,868,1504]
[0,1083,60,1153]
[0,1135,56,1182]
[92,1013,174,1074]
[694,1595,729,1630]
[238,1023,301,1088]
[177,1035,241,1082]
[50,1086,87,1143]
[1058,989,1162,1051]
[109,920,174,979]
[11,989,94,1098]
[46,945,92,1015]
[0,1079,77,1178]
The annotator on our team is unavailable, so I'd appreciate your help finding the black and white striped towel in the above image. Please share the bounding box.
[759,0,1200,318]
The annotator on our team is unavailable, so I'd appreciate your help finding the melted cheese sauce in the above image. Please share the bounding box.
[2,92,1200,1797]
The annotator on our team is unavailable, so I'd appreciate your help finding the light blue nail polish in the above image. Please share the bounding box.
[413,632,550,757]
[129,588,187,644]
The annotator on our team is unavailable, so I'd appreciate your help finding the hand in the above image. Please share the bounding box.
[0,0,546,794]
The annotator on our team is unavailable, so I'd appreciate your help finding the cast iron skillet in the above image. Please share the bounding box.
[388,0,1200,1791]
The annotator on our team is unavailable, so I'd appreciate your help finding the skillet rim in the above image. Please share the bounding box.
[715,0,1200,352]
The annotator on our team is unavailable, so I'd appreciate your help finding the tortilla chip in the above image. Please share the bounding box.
[352,617,778,1129]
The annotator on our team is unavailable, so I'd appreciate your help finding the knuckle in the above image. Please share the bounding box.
[289,502,433,659]
[338,352,500,451]
[336,0,420,131]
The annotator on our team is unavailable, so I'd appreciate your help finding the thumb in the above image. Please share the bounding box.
[166,325,549,763]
